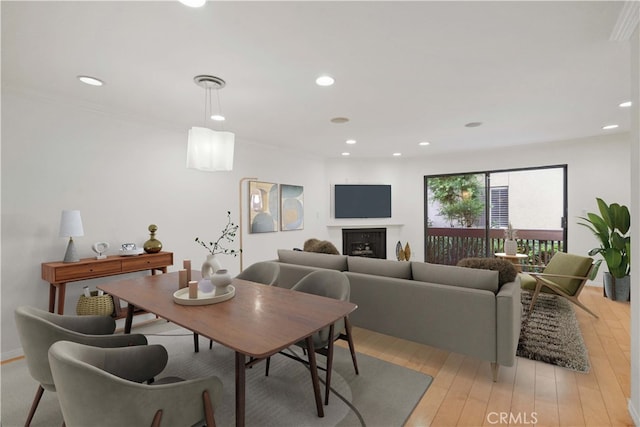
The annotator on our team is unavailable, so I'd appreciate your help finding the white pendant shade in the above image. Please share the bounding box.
[186,127,235,171]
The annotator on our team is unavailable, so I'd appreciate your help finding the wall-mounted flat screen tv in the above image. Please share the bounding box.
[334,184,392,218]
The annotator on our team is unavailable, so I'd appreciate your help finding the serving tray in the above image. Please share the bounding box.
[173,285,235,306]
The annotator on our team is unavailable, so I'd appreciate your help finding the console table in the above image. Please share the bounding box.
[41,251,173,316]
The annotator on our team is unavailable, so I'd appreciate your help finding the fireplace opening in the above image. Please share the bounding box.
[342,228,387,259]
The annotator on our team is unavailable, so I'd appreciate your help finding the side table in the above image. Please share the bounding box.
[41,251,173,315]
[494,252,528,272]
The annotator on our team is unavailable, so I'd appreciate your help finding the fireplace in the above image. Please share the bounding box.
[342,228,387,259]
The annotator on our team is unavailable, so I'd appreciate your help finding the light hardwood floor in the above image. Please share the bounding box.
[340,286,633,427]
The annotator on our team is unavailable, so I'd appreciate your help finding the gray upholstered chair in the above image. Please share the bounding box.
[14,305,148,426]
[520,252,602,318]
[266,269,359,405]
[195,261,281,352]
[48,341,223,427]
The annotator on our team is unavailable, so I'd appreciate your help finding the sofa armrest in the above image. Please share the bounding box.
[495,278,522,367]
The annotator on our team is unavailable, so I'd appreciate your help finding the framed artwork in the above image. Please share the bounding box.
[280,184,304,231]
[249,181,279,233]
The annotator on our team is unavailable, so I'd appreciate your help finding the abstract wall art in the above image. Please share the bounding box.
[280,184,304,231]
[249,181,279,233]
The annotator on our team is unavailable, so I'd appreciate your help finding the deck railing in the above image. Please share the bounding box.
[425,228,564,270]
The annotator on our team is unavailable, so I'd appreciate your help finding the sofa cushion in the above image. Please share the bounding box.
[456,257,518,287]
[277,249,347,271]
[411,262,498,292]
[347,256,412,279]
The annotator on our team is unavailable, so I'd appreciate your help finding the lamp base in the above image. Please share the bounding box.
[63,238,80,263]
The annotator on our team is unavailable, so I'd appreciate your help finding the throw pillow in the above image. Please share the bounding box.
[456,257,518,287]
[303,238,340,255]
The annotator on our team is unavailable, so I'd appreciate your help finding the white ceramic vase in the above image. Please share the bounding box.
[201,254,222,279]
[211,269,232,296]
[504,239,518,256]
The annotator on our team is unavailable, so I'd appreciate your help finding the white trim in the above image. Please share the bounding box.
[629,398,640,426]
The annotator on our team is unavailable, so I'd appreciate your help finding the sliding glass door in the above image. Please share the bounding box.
[425,165,567,266]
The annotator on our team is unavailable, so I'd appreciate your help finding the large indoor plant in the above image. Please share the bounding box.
[578,198,631,301]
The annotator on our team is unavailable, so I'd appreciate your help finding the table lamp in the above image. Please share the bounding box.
[59,210,84,262]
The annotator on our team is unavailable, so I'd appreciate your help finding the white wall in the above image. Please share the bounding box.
[0,89,328,359]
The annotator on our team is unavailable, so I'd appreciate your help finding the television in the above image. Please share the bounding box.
[334,184,392,219]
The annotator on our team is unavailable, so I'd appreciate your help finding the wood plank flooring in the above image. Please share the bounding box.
[340,287,633,426]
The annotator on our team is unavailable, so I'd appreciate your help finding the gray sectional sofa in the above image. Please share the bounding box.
[273,249,522,381]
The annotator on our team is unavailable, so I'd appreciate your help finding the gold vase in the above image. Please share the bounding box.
[143,224,163,254]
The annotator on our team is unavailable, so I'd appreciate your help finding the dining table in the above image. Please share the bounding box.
[98,270,357,427]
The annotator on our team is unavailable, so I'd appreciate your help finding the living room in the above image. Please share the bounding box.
[2,1,639,425]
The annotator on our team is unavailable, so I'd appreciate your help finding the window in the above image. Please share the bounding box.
[490,186,509,228]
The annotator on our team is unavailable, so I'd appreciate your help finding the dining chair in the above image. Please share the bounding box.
[193,261,281,352]
[265,269,359,405]
[520,252,602,318]
[14,305,149,426]
[48,340,223,427]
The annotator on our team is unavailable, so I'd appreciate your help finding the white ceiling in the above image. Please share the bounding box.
[1,1,634,159]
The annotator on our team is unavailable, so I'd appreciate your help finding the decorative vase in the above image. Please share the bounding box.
[211,269,232,296]
[143,224,162,254]
[504,239,517,256]
[201,254,222,280]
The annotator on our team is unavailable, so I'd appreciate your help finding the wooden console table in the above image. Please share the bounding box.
[41,251,173,315]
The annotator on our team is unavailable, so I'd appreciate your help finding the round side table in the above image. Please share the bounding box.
[494,252,528,272]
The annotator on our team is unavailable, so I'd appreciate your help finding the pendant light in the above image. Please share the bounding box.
[186,75,235,171]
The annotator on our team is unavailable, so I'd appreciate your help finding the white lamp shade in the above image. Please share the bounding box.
[59,210,84,237]
[186,127,235,171]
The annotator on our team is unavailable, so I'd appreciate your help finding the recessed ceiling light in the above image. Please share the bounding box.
[345,139,357,145]
[179,0,206,7]
[77,75,104,86]
[619,101,632,108]
[341,152,350,156]
[602,124,619,130]
[419,141,430,146]
[316,75,335,86]
[392,152,402,157]
[330,117,349,124]
[465,122,483,128]
[211,114,225,121]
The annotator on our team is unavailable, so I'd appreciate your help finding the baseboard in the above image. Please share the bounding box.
[629,398,640,426]
[1,348,24,363]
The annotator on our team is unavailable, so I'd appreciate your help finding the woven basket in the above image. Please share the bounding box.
[76,291,115,316]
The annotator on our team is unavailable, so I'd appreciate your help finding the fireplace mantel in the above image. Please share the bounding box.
[326,223,404,228]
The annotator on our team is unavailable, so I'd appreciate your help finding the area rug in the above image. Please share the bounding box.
[1,327,432,427]
[518,291,590,372]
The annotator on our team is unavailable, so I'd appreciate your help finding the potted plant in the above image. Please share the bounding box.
[503,223,518,255]
[195,211,241,279]
[578,198,631,301]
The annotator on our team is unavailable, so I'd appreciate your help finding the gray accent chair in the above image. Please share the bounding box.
[195,261,282,352]
[266,270,359,405]
[48,341,223,427]
[14,305,148,426]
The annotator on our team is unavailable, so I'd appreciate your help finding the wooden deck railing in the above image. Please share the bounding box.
[425,228,564,269]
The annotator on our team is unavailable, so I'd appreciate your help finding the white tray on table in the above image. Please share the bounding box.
[173,285,235,306]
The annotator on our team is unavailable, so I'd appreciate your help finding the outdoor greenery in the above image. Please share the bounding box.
[578,198,631,279]
[428,175,484,227]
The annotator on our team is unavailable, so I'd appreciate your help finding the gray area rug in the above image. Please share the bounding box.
[518,291,590,372]
[1,326,432,427]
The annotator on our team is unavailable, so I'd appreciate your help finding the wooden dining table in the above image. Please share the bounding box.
[97,271,357,427]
